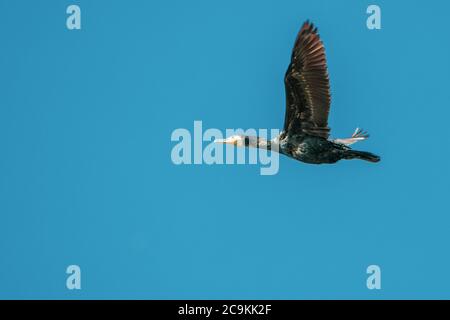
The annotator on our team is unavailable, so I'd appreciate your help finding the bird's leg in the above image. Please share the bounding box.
[333,128,370,146]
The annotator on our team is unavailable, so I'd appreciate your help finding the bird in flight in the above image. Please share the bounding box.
[215,21,380,164]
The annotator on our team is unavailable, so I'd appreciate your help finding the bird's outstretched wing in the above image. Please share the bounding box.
[283,21,331,139]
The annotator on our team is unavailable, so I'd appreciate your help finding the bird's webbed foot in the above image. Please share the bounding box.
[333,128,370,146]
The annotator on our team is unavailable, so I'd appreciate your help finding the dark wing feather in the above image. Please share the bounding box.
[283,21,331,139]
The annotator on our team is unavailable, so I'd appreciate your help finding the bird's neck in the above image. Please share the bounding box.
[244,136,279,152]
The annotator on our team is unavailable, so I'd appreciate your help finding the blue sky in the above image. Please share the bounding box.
[0,0,449,299]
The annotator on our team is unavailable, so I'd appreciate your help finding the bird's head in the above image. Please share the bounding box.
[214,135,273,150]
[214,135,247,147]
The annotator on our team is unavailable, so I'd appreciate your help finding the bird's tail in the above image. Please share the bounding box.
[344,150,380,163]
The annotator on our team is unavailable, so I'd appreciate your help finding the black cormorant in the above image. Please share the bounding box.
[216,21,380,164]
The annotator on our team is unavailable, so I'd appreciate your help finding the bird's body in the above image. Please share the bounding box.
[277,133,379,164]
[279,134,347,164]
[216,21,380,164]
